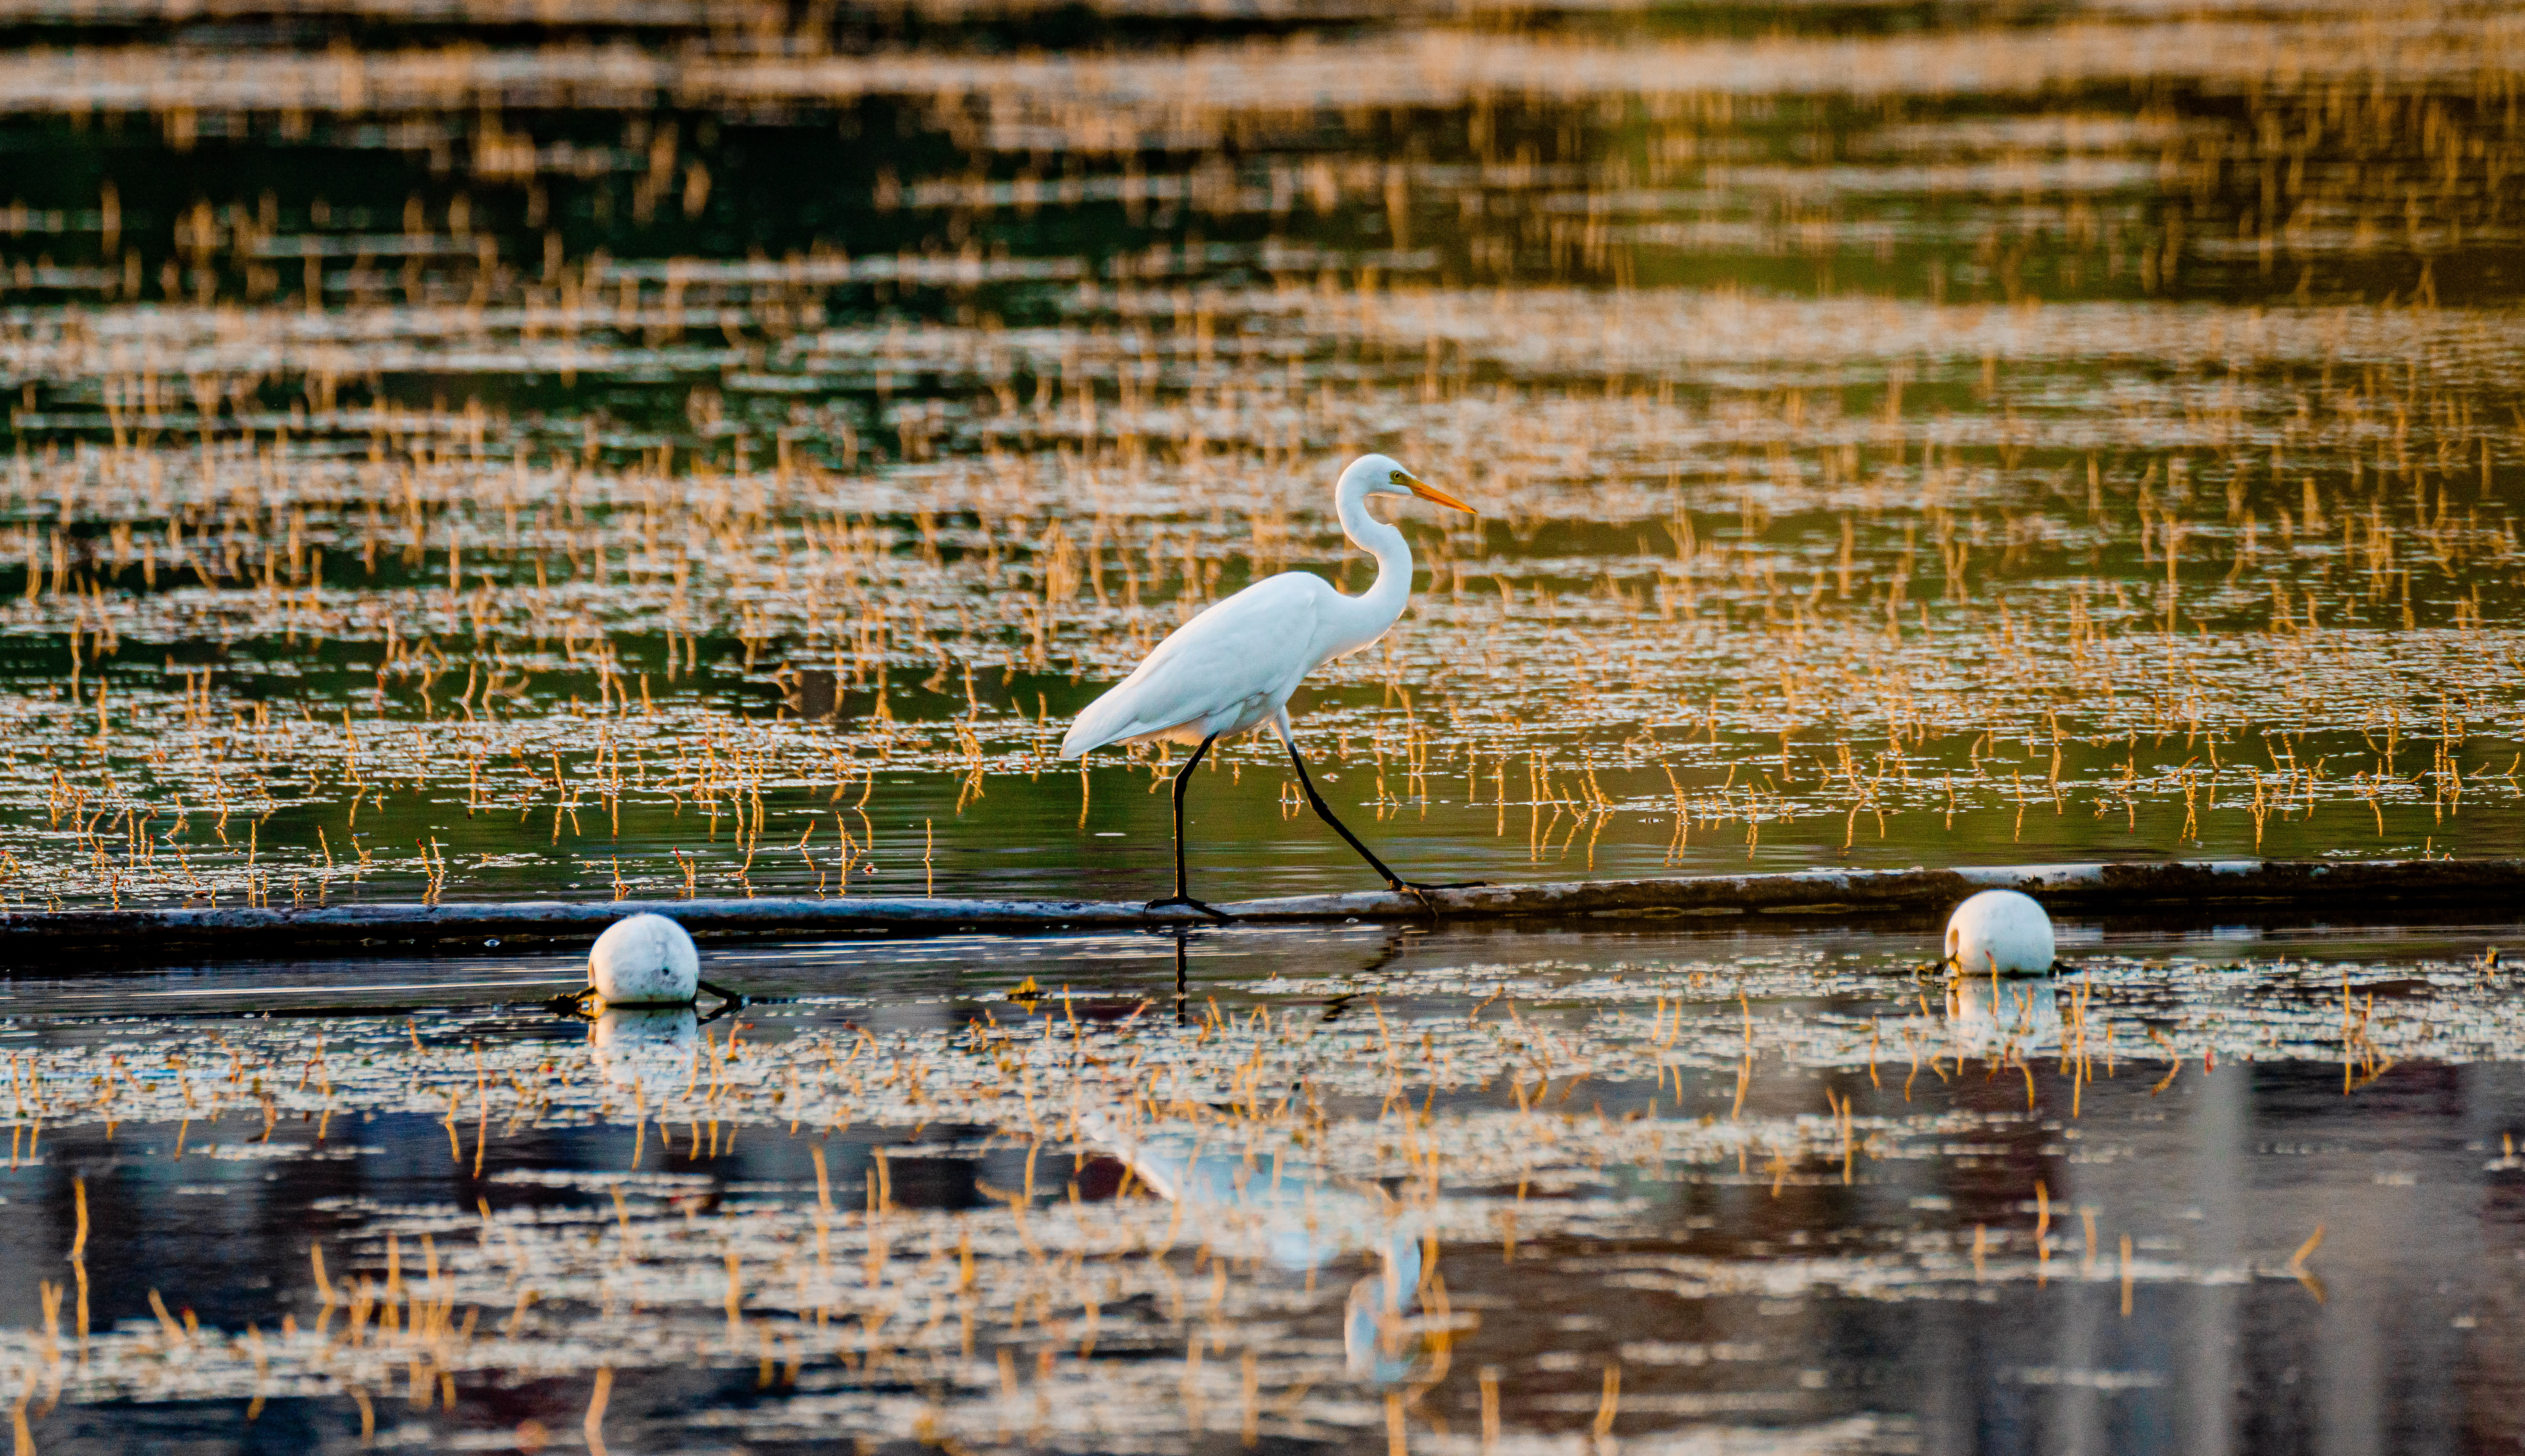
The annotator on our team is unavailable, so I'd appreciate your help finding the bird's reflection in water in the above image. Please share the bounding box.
[1342,1229,1424,1384]
[1946,977,2063,1055]
[1077,1106,1427,1384]
[590,1007,700,1094]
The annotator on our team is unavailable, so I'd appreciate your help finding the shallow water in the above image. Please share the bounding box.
[0,919,2520,1452]
[1,0,2523,907]
[7,0,2525,1449]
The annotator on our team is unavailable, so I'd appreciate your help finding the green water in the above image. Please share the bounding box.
[2,0,2521,909]
[3,20,2525,1445]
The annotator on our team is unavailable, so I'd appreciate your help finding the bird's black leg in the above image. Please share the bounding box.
[1146,734,1232,922]
[1281,735,1483,910]
[1172,928,1191,1025]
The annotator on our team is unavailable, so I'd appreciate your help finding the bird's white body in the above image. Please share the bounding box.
[1061,454,1451,758]
[588,912,701,1005]
[1943,889,2056,976]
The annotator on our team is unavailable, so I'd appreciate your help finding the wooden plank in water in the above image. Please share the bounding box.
[1,857,2517,963]
[1233,857,2525,922]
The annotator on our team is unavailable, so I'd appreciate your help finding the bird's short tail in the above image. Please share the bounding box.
[1059,688,1134,759]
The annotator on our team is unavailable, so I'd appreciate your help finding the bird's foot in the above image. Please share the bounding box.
[1386,880,1482,914]
[1146,895,1234,923]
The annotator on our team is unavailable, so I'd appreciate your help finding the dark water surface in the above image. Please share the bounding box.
[0,918,2514,1451]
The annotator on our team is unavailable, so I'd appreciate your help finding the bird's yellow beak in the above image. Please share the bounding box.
[1398,472,1476,514]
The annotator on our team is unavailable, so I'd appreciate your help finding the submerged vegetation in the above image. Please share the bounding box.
[0,923,2507,1450]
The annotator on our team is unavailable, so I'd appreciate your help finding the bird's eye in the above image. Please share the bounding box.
[1387,470,1406,485]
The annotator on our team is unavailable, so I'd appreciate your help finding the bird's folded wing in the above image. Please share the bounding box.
[1061,574,1327,755]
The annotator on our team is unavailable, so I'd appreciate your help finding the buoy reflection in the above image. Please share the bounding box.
[590,1006,700,1093]
[1946,977,2063,1055]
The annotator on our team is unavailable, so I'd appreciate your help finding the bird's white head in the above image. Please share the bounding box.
[1337,454,1475,514]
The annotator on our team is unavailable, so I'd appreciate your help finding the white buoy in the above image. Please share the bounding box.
[1943,889,2055,976]
[588,913,700,1005]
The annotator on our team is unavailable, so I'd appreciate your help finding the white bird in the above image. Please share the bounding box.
[1060,454,1476,917]
[587,912,700,1005]
[1942,888,2057,977]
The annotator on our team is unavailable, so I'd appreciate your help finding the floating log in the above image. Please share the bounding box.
[3,857,2517,964]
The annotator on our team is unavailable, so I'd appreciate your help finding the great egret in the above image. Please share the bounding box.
[1060,453,1475,918]
[1942,889,2057,976]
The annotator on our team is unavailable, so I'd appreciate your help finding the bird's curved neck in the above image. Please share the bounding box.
[1325,486,1411,659]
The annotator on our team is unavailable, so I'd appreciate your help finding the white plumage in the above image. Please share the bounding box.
[1943,889,2056,976]
[587,912,701,1005]
[1061,453,1472,760]
[1060,453,1475,913]
[1062,571,1332,752]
